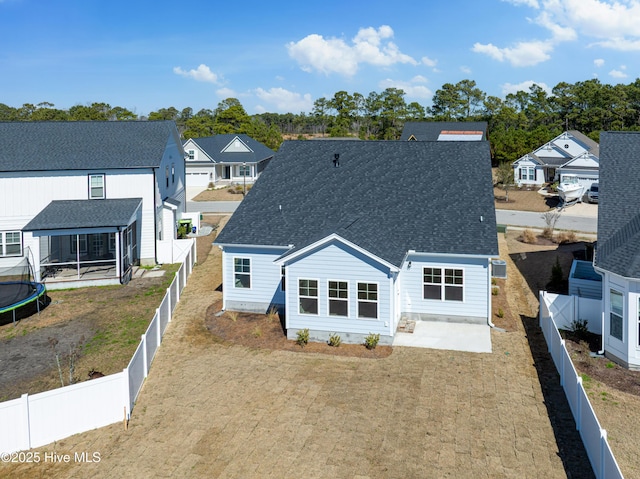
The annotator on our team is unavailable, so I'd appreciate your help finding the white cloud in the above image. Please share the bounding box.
[609,67,628,78]
[287,25,417,76]
[460,66,472,74]
[254,87,314,113]
[501,80,551,96]
[472,40,553,66]
[377,77,432,99]
[421,56,437,67]
[173,64,221,84]
[594,58,605,67]
[216,87,237,98]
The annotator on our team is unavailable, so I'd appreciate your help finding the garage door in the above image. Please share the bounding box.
[186,172,210,188]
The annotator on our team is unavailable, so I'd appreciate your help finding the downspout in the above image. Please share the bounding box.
[487,258,496,328]
[153,168,158,264]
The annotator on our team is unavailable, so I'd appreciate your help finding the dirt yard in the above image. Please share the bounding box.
[3,216,640,478]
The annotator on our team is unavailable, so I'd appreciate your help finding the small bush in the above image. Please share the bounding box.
[328,333,341,347]
[266,306,279,322]
[542,227,554,240]
[296,328,309,347]
[252,326,262,338]
[496,308,504,318]
[492,287,499,296]
[556,231,578,244]
[606,361,616,369]
[364,333,380,350]
[569,318,589,339]
[549,256,564,289]
[491,278,497,285]
[226,311,239,322]
[521,229,537,244]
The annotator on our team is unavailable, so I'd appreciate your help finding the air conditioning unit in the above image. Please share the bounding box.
[492,260,507,279]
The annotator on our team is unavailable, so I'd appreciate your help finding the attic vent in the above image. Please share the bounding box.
[333,153,340,167]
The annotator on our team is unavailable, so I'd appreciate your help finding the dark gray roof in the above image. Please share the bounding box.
[400,122,488,141]
[0,121,180,172]
[186,134,274,164]
[569,130,600,157]
[23,198,142,231]
[595,131,640,278]
[215,140,498,266]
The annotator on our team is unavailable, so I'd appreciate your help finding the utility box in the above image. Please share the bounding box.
[492,259,507,279]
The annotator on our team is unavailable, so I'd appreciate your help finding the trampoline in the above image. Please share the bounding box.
[0,257,47,325]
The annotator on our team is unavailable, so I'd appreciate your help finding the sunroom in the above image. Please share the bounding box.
[22,198,142,288]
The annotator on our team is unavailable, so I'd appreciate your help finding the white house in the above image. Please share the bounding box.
[214,140,499,345]
[593,131,640,369]
[183,134,274,188]
[513,131,599,186]
[0,121,186,289]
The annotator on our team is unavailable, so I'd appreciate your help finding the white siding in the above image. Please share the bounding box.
[399,254,490,322]
[222,246,288,313]
[284,241,393,339]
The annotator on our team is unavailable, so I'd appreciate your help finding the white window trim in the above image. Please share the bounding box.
[89,174,105,199]
[0,231,22,257]
[423,266,465,302]
[610,288,624,342]
[327,279,349,318]
[357,281,379,320]
[298,278,319,316]
[233,257,251,289]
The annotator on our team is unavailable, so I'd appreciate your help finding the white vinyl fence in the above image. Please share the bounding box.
[539,291,624,479]
[0,239,196,454]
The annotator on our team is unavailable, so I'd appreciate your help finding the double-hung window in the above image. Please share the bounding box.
[89,174,105,199]
[187,149,195,160]
[610,289,623,341]
[357,282,377,319]
[328,281,348,316]
[424,267,464,301]
[0,231,22,256]
[299,279,318,315]
[239,165,251,177]
[234,258,251,288]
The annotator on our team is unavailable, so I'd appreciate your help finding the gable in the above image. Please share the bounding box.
[559,153,599,169]
[187,134,274,165]
[221,136,253,154]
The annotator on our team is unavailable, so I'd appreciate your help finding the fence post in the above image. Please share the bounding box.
[576,376,582,432]
[142,334,148,378]
[122,367,131,420]
[156,308,162,343]
[167,287,172,322]
[21,393,31,450]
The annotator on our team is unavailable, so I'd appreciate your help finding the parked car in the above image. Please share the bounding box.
[587,182,599,203]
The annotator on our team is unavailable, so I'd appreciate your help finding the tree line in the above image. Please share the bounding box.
[3,77,640,161]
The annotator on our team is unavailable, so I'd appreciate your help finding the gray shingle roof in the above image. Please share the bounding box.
[400,122,488,141]
[595,131,640,278]
[215,140,498,267]
[0,121,179,172]
[187,134,274,164]
[23,198,142,231]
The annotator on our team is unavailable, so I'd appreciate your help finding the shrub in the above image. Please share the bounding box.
[266,306,279,322]
[521,229,537,244]
[496,308,504,318]
[226,311,239,322]
[296,328,309,347]
[328,333,341,347]
[606,361,616,369]
[542,227,554,240]
[252,326,262,338]
[549,256,564,290]
[556,231,578,244]
[569,318,589,339]
[364,333,380,350]
[492,287,499,296]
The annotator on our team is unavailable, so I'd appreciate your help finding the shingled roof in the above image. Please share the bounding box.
[0,121,180,172]
[595,131,640,278]
[186,134,274,164]
[215,140,498,267]
[399,122,488,141]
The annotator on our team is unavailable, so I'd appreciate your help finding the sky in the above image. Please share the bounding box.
[1,0,640,117]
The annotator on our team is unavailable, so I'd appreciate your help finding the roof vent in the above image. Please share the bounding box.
[333,153,340,167]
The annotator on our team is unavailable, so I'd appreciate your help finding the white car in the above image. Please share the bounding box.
[587,183,599,203]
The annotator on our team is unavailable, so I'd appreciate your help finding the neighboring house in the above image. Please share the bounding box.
[0,121,186,289]
[513,130,599,186]
[400,121,488,141]
[593,131,640,369]
[183,134,274,188]
[214,140,499,345]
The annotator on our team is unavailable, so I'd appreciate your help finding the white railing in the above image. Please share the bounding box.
[0,239,197,454]
[539,291,624,479]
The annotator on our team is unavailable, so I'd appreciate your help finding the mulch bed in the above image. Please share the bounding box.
[204,300,392,359]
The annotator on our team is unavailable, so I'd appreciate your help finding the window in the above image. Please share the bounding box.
[187,149,195,160]
[70,235,87,255]
[328,281,348,316]
[171,163,175,184]
[423,268,442,300]
[424,267,463,301]
[357,283,377,319]
[165,166,169,188]
[109,233,116,252]
[0,231,22,256]
[234,258,250,288]
[610,289,623,341]
[299,279,318,315]
[519,167,535,181]
[527,167,535,181]
[239,164,251,177]
[89,174,105,199]
[281,266,286,292]
[444,268,464,301]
